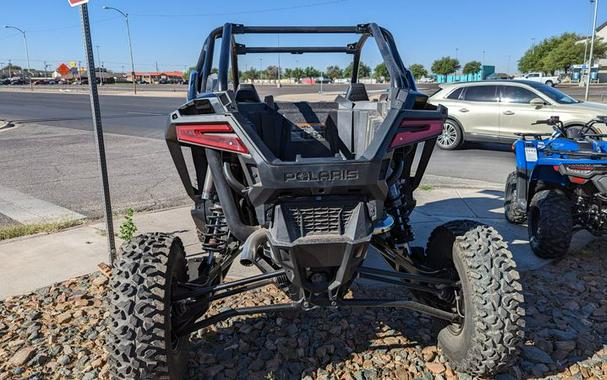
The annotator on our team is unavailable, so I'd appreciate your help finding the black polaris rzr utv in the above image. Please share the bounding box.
[107,23,525,379]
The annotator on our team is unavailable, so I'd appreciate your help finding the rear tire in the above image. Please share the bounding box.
[107,233,189,380]
[419,220,525,377]
[545,80,554,87]
[437,119,464,150]
[504,171,526,224]
[528,190,573,258]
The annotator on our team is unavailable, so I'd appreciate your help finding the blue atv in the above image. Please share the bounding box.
[505,116,607,258]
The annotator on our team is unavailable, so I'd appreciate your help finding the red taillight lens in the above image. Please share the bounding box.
[390,119,444,149]
[176,123,249,154]
[569,176,588,184]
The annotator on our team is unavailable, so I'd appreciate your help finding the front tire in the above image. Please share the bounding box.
[545,80,554,87]
[437,119,464,150]
[107,233,189,380]
[419,220,525,377]
[504,171,526,224]
[528,190,573,258]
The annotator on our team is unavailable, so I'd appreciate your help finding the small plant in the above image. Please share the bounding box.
[419,184,433,191]
[118,208,138,240]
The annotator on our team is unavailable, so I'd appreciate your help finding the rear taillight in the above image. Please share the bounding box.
[390,119,444,149]
[559,164,607,184]
[176,123,249,154]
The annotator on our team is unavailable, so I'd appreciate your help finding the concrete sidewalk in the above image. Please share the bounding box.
[0,186,595,299]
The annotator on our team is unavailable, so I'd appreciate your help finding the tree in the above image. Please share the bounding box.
[265,65,280,79]
[431,57,460,76]
[518,33,607,74]
[462,61,482,75]
[284,68,293,79]
[373,63,390,82]
[1,64,22,71]
[303,66,321,78]
[325,65,343,80]
[343,62,371,79]
[409,64,428,80]
[241,68,259,81]
[183,66,195,81]
[291,67,304,80]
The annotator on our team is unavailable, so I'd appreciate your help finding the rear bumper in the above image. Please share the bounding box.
[267,199,372,297]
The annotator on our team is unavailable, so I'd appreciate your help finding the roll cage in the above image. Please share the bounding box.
[189,23,417,99]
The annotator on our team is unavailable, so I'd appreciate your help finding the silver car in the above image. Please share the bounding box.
[429,80,607,149]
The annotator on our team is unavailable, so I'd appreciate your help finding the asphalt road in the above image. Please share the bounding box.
[0,86,514,228]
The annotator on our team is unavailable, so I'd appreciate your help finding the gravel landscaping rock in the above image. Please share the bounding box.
[1,239,606,379]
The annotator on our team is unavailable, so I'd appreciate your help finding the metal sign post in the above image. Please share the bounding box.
[71,0,116,263]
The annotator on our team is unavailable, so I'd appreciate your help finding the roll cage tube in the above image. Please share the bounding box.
[191,23,413,98]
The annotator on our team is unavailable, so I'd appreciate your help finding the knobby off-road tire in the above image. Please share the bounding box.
[421,220,525,377]
[107,233,189,380]
[528,189,573,259]
[504,171,527,224]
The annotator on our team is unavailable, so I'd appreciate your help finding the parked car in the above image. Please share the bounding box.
[9,78,26,85]
[429,80,607,149]
[513,72,560,86]
[315,77,332,84]
[486,72,512,80]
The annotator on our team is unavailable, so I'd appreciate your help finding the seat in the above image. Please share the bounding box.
[345,83,369,102]
[235,84,261,103]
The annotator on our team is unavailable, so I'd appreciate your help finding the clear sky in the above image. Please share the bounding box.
[0,0,604,74]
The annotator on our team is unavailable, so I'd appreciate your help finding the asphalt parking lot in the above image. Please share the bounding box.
[0,83,602,228]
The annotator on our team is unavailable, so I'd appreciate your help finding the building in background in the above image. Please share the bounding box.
[127,71,184,83]
[435,65,495,84]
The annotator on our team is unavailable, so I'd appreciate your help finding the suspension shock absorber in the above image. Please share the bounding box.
[201,203,230,265]
[385,179,415,255]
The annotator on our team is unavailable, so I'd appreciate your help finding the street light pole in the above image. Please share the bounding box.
[585,0,599,101]
[103,6,137,94]
[5,25,32,91]
[95,45,103,85]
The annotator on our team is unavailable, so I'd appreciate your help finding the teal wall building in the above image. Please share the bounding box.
[435,65,495,84]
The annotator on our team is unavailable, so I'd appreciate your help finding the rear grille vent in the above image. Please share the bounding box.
[286,204,355,236]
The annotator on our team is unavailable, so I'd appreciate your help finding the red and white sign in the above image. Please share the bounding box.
[67,0,89,7]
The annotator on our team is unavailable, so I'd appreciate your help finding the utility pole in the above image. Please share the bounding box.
[277,34,281,88]
[8,59,12,78]
[5,25,33,90]
[103,6,137,94]
[44,61,51,79]
[95,45,103,85]
[482,50,486,63]
[586,0,599,101]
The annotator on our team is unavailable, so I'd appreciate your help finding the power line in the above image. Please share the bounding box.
[130,0,349,18]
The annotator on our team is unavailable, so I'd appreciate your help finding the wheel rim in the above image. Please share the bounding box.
[438,121,458,148]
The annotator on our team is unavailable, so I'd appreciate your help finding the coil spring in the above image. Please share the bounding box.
[201,204,230,261]
[386,181,415,249]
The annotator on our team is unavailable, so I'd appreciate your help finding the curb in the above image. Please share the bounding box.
[420,174,503,191]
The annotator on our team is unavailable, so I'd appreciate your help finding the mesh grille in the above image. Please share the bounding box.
[286,204,355,236]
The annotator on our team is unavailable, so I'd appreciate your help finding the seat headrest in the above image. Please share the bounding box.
[235,84,261,103]
[346,83,369,102]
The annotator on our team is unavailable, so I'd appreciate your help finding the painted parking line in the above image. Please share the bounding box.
[0,185,85,225]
